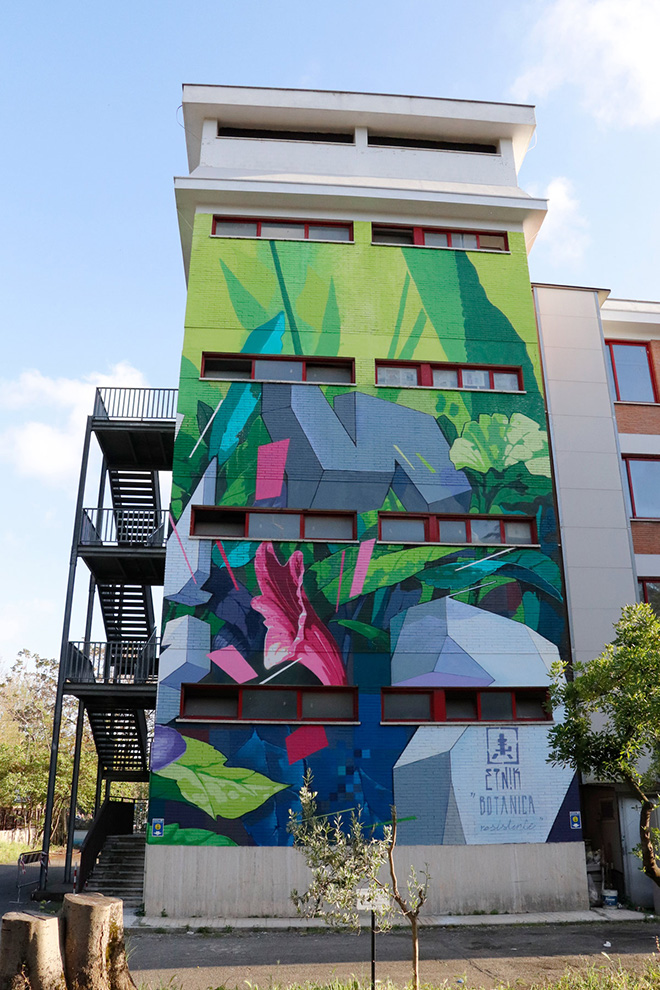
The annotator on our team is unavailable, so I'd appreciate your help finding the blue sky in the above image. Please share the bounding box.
[1,0,659,666]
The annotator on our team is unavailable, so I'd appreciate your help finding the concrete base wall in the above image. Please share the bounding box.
[144,842,588,919]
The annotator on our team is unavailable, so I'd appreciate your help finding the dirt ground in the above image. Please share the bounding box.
[127,920,660,989]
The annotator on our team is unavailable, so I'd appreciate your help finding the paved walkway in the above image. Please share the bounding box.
[126,916,660,990]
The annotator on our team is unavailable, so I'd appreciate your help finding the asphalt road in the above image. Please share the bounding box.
[126,921,660,989]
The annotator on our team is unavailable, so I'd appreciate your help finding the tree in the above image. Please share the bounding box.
[548,603,660,887]
[0,651,97,842]
[288,771,428,990]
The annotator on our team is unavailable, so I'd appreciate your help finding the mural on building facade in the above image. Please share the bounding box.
[148,221,579,849]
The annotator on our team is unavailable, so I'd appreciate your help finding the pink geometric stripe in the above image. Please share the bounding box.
[208,646,258,684]
[256,439,290,499]
[349,539,376,598]
[286,725,329,764]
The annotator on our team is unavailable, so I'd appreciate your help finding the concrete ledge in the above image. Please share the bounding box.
[125,906,646,931]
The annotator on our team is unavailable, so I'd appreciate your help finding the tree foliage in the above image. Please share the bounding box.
[288,771,428,990]
[548,604,660,886]
[0,651,97,842]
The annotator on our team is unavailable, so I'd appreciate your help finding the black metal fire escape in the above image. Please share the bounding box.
[41,387,176,885]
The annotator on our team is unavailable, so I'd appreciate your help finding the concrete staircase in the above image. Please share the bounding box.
[85,833,145,908]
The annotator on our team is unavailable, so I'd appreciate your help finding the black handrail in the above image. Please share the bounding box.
[77,799,134,892]
[66,638,159,684]
[93,388,178,421]
[79,508,167,547]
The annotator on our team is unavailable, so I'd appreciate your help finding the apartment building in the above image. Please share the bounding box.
[143,86,588,918]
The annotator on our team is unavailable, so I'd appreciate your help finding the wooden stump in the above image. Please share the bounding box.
[0,912,65,990]
[61,894,135,990]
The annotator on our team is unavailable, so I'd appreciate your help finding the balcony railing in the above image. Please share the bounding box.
[93,387,178,421]
[66,639,159,685]
[79,509,167,547]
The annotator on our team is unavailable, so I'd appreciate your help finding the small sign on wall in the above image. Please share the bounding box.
[569,811,582,830]
[151,818,165,838]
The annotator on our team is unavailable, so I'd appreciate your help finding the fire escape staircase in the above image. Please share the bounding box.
[62,388,177,784]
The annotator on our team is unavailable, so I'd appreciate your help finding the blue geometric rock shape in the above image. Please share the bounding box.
[156,684,182,725]
[164,459,216,604]
[390,598,559,688]
[159,614,211,681]
[393,723,575,845]
[261,385,471,513]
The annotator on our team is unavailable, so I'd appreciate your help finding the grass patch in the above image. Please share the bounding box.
[0,840,67,865]
[197,958,660,990]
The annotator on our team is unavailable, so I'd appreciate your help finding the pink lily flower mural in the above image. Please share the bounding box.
[252,542,347,686]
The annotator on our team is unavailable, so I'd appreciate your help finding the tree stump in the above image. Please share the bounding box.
[0,912,65,990]
[61,894,135,990]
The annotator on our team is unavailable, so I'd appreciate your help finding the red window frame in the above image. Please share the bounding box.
[377,513,537,545]
[606,340,658,403]
[639,579,660,611]
[211,216,354,242]
[191,506,359,541]
[374,359,522,391]
[180,684,359,722]
[623,456,660,519]
[201,352,356,384]
[381,687,551,723]
[372,223,509,252]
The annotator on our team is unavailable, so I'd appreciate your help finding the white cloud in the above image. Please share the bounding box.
[0,363,148,487]
[512,0,660,127]
[529,176,590,265]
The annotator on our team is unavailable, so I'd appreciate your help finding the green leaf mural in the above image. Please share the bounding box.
[449,413,550,476]
[154,736,288,820]
[148,823,238,846]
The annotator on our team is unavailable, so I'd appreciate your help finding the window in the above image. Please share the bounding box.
[375,360,521,391]
[379,514,535,546]
[212,217,353,242]
[181,684,358,722]
[201,353,355,385]
[640,579,660,615]
[191,507,357,542]
[367,134,498,155]
[625,458,660,518]
[606,341,657,402]
[218,125,354,145]
[381,688,550,723]
[372,224,508,252]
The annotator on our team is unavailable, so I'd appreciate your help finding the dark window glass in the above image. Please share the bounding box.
[515,693,547,719]
[301,691,354,719]
[480,692,513,720]
[372,227,415,245]
[609,344,655,402]
[470,519,502,544]
[383,692,432,721]
[445,692,477,719]
[308,225,351,241]
[305,363,353,384]
[479,233,507,251]
[253,359,304,381]
[423,231,449,248]
[260,222,305,240]
[241,689,297,719]
[493,371,519,391]
[213,221,258,238]
[504,521,533,544]
[438,519,467,543]
[247,512,301,539]
[381,517,427,543]
[641,580,660,615]
[184,689,238,718]
[194,510,245,538]
[203,357,252,380]
[628,459,660,517]
[304,514,354,540]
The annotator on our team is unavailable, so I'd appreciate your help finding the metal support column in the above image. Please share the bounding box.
[40,417,93,886]
[64,701,85,884]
